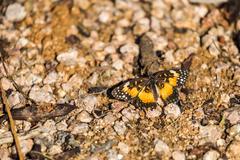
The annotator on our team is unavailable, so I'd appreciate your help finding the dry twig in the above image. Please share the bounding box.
[0,79,24,160]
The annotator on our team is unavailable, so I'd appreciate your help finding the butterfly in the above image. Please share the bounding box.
[109,54,194,108]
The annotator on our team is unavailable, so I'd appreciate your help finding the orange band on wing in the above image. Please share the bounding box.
[123,86,139,97]
[168,77,178,86]
[159,83,173,100]
[138,89,155,103]
[169,70,179,87]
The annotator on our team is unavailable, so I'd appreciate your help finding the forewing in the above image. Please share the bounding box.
[111,78,148,102]
[111,78,158,108]
[154,70,180,104]
[133,81,158,108]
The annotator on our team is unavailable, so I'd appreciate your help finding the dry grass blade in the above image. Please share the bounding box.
[0,79,24,160]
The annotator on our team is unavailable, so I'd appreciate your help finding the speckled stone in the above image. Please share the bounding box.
[199,125,223,145]
[5,3,27,22]
[172,150,186,160]
[226,140,240,159]
[164,103,181,119]
[117,142,129,155]
[77,110,93,123]
[69,123,89,135]
[203,150,220,160]
[154,139,171,157]
[113,121,127,135]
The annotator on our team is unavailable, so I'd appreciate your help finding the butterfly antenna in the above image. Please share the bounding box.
[181,53,195,71]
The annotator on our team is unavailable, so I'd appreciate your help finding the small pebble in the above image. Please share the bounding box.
[121,108,140,121]
[5,3,27,22]
[43,120,57,135]
[8,92,21,107]
[154,139,171,157]
[190,0,228,4]
[77,110,93,123]
[104,45,116,54]
[172,150,186,160]
[223,106,240,125]
[1,78,14,90]
[107,149,122,160]
[199,125,223,144]
[0,148,10,160]
[70,123,89,135]
[114,121,127,136]
[99,11,112,23]
[112,59,124,70]
[228,124,240,137]
[17,37,29,48]
[12,139,33,155]
[43,71,58,84]
[203,150,220,160]
[57,49,79,66]
[48,145,62,156]
[133,18,150,35]
[217,138,226,147]
[88,72,99,85]
[120,43,139,55]
[103,113,116,126]
[208,43,220,57]
[220,93,230,104]
[117,142,129,155]
[92,41,105,51]
[82,95,98,113]
[62,74,83,92]
[29,85,54,103]
[226,140,240,159]
[146,107,162,118]
[164,103,181,119]
[56,120,68,131]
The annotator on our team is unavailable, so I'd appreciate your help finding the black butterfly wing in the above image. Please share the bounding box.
[110,78,158,108]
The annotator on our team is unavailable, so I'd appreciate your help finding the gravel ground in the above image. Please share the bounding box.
[0,0,240,159]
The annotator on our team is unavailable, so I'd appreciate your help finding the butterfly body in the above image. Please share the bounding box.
[110,54,194,108]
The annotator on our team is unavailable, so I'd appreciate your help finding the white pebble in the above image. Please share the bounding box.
[48,145,62,156]
[199,125,222,144]
[203,150,220,160]
[226,140,240,159]
[220,93,230,103]
[228,124,240,137]
[104,45,116,54]
[43,71,58,84]
[29,85,54,103]
[121,108,139,121]
[92,41,105,51]
[146,107,162,118]
[82,95,98,113]
[70,123,89,134]
[117,142,129,155]
[17,37,29,48]
[172,151,186,160]
[114,121,127,135]
[112,59,124,70]
[154,139,171,156]
[57,49,79,66]
[164,103,181,119]
[120,43,139,55]
[5,3,26,22]
[12,139,33,155]
[133,18,150,35]
[77,110,93,123]
[8,92,21,107]
[99,11,111,23]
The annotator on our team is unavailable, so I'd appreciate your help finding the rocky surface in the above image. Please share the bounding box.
[0,0,240,159]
